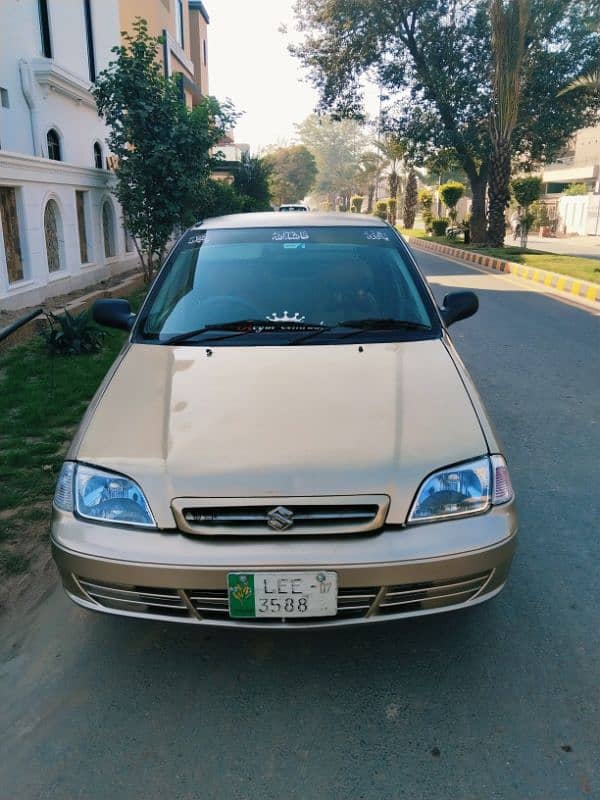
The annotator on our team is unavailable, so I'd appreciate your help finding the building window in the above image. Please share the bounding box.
[0,87,9,108]
[83,0,96,82]
[38,0,53,58]
[175,0,184,47]
[203,40,207,67]
[47,129,61,161]
[93,141,103,169]
[76,191,89,263]
[124,227,135,253]
[44,199,63,273]
[0,187,24,283]
[102,200,115,258]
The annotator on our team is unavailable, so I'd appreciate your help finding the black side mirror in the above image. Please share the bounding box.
[440,291,479,326]
[92,299,135,331]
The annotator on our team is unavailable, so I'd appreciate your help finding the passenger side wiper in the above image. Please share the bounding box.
[336,318,432,338]
[163,319,330,346]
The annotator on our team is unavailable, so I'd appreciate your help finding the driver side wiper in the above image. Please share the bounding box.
[163,319,330,346]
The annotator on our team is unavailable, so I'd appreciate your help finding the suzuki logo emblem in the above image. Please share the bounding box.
[266,506,294,531]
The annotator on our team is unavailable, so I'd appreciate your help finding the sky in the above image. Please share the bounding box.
[207,0,379,153]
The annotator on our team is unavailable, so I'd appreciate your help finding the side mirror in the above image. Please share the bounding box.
[440,291,479,326]
[92,299,135,331]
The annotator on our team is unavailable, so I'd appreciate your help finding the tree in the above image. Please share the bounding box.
[297,114,367,207]
[93,19,233,282]
[511,175,542,247]
[376,134,407,203]
[439,181,466,223]
[233,152,273,211]
[487,0,530,247]
[403,169,418,228]
[291,0,600,245]
[418,188,434,231]
[356,151,382,212]
[558,70,600,95]
[264,145,317,205]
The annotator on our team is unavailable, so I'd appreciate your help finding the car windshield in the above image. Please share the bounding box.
[139,226,437,343]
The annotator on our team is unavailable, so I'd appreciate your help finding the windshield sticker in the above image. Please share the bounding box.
[186,232,206,246]
[364,230,390,241]
[267,311,306,323]
[271,230,310,242]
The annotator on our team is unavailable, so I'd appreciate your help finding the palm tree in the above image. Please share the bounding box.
[357,151,381,213]
[487,0,530,248]
[557,71,600,95]
[375,135,408,223]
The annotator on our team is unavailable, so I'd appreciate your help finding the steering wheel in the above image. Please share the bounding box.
[196,295,261,324]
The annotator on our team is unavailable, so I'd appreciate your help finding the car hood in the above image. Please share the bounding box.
[74,340,489,527]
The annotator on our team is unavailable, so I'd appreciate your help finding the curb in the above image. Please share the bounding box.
[0,272,144,354]
[407,236,600,305]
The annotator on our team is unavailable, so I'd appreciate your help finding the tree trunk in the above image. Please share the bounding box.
[487,138,511,247]
[469,175,488,244]
[389,170,399,202]
[366,185,375,213]
[402,169,418,229]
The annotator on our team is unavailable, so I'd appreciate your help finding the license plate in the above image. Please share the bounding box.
[228,571,338,619]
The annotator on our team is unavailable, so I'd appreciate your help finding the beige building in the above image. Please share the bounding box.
[119,0,209,107]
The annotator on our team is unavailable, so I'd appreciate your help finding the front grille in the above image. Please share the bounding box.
[182,504,379,528]
[75,570,491,625]
[171,495,389,536]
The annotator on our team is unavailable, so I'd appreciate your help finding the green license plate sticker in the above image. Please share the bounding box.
[228,573,256,618]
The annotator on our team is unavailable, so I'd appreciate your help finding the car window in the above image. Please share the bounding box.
[140,226,436,341]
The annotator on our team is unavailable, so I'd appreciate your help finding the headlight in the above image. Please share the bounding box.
[53,462,156,528]
[407,455,513,524]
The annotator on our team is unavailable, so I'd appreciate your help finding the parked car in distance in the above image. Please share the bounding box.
[279,203,310,212]
[51,212,517,629]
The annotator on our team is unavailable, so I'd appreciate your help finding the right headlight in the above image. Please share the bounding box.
[53,462,156,528]
[407,455,513,524]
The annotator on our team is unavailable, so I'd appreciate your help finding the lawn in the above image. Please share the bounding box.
[0,291,145,585]
[399,228,600,285]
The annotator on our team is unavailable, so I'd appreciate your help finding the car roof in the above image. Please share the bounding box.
[196,212,389,230]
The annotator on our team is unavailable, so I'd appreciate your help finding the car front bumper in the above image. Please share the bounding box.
[51,502,517,629]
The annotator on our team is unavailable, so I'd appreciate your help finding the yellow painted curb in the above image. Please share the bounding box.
[406,236,599,305]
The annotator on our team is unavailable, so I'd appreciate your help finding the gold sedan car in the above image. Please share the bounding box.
[51,213,517,628]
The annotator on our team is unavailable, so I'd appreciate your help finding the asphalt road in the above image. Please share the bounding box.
[1,250,599,800]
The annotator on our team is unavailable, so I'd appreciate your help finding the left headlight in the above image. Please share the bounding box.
[407,455,513,524]
[53,462,156,528]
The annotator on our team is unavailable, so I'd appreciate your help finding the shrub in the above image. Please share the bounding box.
[431,217,450,236]
[564,183,588,196]
[418,188,434,230]
[387,197,398,224]
[439,181,465,222]
[350,195,364,213]
[42,310,106,355]
[374,199,388,220]
[511,176,542,209]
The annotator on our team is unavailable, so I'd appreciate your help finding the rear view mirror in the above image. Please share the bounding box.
[92,299,135,331]
[440,291,479,326]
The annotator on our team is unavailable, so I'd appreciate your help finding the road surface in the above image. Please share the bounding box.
[1,250,599,800]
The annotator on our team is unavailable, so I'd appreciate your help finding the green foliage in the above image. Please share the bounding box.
[350,195,364,213]
[511,175,543,208]
[431,218,450,236]
[418,187,434,230]
[264,144,317,205]
[41,310,105,356]
[297,114,367,202]
[92,19,234,282]
[439,181,466,221]
[374,200,388,220]
[387,197,398,224]
[292,0,600,243]
[564,183,589,196]
[233,152,273,211]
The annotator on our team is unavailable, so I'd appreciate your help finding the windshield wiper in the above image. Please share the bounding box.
[336,318,432,338]
[163,319,330,346]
